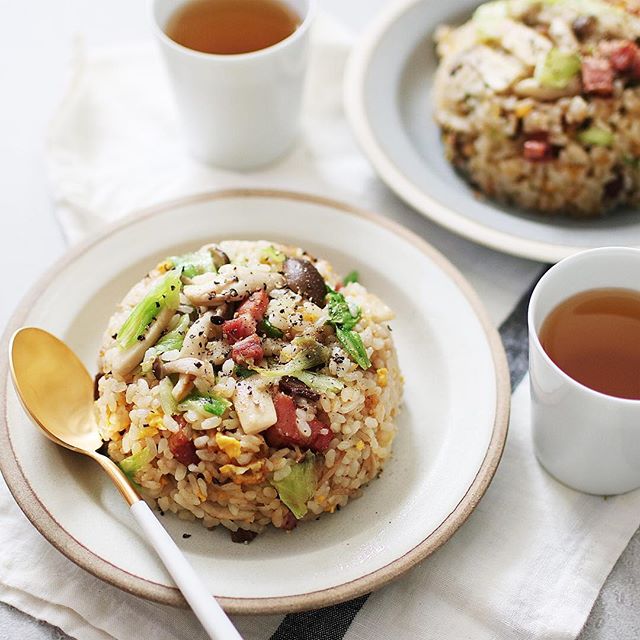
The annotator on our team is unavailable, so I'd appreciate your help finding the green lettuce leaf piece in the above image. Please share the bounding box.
[271,452,317,519]
[119,447,155,481]
[177,393,231,417]
[535,48,581,89]
[117,271,182,350]
[158,377,177,416]
[578,127,614,147]
[252,340,330,380]
[261,245,286,265]
[141,314,191,374]
[168,250,215,278]
[294,371,344,394]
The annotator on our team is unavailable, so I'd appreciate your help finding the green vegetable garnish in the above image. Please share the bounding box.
[158,377,177,416]
[117,271,182,350]
[326,289,370,369]
[343,271,359,285]
[141,314,191,374]
[252,339,330,380]
[257,318,284,339]
[234,365,257,379]
[261,245,286,265]
[294,371,344,394]
[335,326,371,370]
[578,127,614,147]
[327,289,360,330]
[535,48,581,90]
[119,447,155,481]
[177,393,231,417]
[624,156,640,168]
[168,249,215,278]
[271,452,317,519]
[157,314,190,351]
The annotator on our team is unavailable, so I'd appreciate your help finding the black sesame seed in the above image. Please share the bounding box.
[211,316,224,325]
[194,362,203,369]
[155,301,160,308]
[182,533,191,539]
[112,333,117,339]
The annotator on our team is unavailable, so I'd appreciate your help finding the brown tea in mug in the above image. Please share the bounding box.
[539,288,640,400]
[165,0,301,55]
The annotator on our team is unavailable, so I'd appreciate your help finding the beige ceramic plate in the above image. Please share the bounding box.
[0,190,509,614]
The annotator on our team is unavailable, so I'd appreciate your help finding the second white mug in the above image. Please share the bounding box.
[528,247,640,495]
[151,0,315,170]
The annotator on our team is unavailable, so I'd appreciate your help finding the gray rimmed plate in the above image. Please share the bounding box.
[344,0,640,263]
[0,190,509,613]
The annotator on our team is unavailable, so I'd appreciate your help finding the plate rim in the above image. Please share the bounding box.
[0,188,510,614]
[343,0,621,264]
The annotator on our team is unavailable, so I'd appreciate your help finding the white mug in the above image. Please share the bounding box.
[151,0,315,170]
[528,247,640,495]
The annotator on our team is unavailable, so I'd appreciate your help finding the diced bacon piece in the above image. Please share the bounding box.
[265,393,300,448]
[281,510,297,531]
[610,43,637,72]
[231,334,264,364]
[308,419,333,453]
[599,40,638,73]
[631,50,640,80]
[523,139,552,162]
[223,316,256,344]
[236,289,269,321]
[168,430,198,466]
[581,57,614,95]
[264,393,333,453]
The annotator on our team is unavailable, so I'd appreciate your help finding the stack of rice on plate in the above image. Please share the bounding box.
[95,240,402,542]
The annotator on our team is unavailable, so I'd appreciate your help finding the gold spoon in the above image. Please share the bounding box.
[10,327,242,640]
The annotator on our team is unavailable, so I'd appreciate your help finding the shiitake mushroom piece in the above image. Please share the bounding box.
[283,258,327,307]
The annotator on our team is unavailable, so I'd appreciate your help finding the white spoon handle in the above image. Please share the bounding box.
[130,501,243,640]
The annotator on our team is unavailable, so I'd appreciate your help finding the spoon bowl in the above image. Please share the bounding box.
[11,327,102,453]
[9,326,242,640]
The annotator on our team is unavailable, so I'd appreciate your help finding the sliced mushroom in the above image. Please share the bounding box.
[572,16,596,40]
[200,243,230,271]
[172,374,194,402]
[163,357,214,378]
[283,258,327,307]
[464,46,525,92]
[233,378,278,435]
[179,311,216,359]
[108,307,174,378]
[488,20,552,67]
[513,76,581,100]
[184,265,284,307]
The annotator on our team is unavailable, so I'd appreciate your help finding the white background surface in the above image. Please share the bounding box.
[0,0,638,638]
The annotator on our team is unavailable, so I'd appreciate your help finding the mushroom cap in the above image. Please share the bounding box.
[283,258,327,307]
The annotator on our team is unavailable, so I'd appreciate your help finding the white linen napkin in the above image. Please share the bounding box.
[2,15,638,640]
